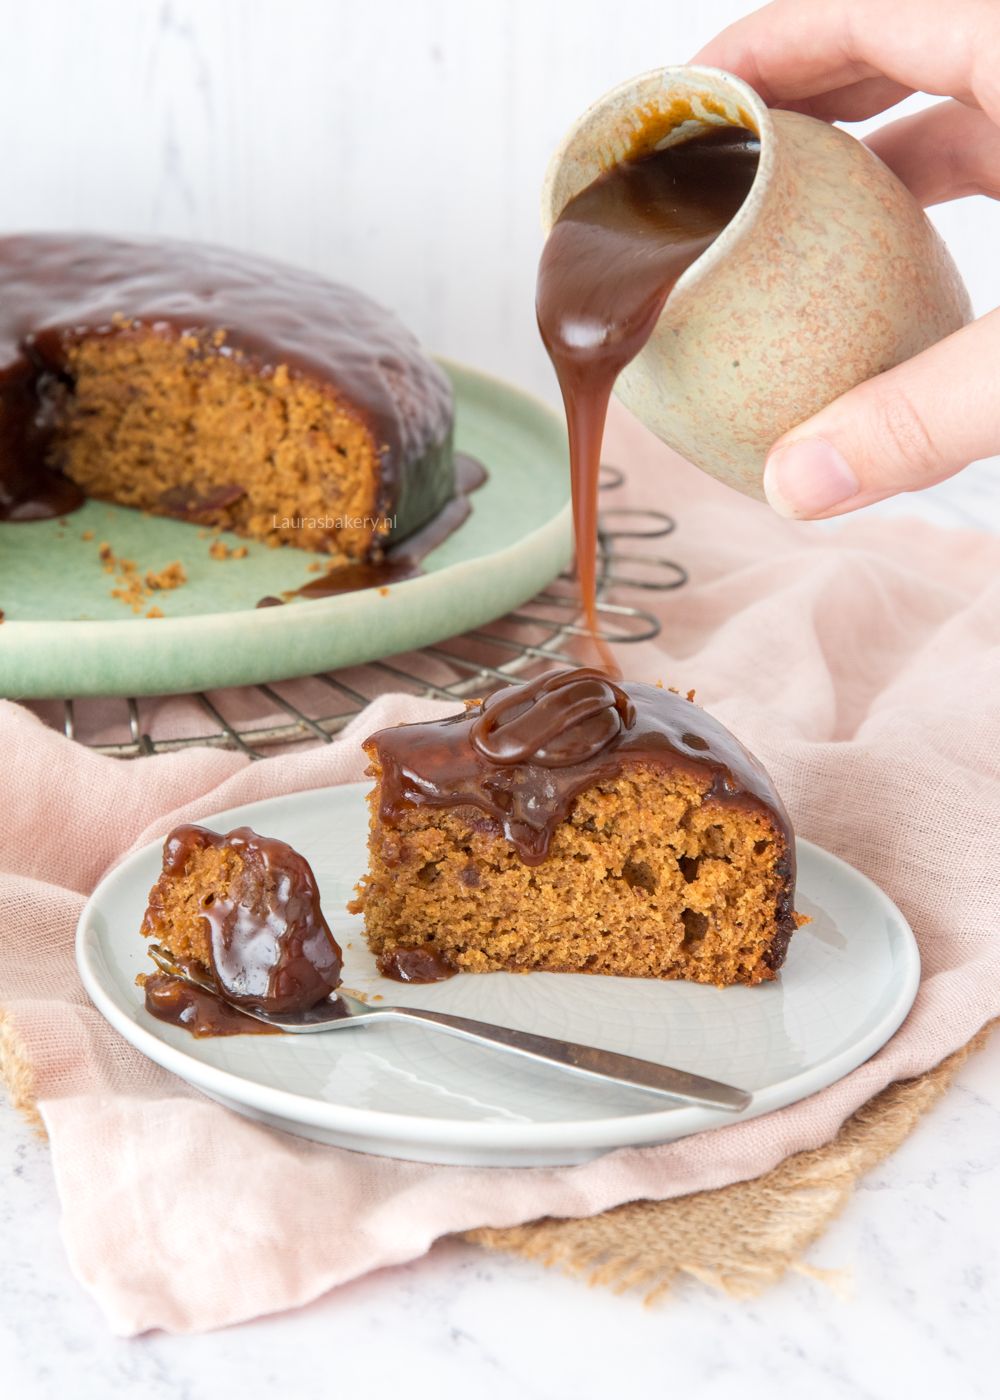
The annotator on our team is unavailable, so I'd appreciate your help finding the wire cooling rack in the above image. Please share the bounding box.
[52,466,686,758]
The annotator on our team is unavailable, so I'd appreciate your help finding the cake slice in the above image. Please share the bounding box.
[140,824,342,1015]
[352,668,801,986]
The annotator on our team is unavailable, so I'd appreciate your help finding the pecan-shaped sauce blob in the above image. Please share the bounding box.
[470,667,635,766]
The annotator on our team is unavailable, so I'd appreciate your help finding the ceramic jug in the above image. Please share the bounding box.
[540,66,972,499]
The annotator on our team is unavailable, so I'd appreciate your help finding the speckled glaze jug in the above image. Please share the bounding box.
[540,66,972,499]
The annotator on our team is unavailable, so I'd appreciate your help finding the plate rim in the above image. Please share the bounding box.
[75,782,922,1154]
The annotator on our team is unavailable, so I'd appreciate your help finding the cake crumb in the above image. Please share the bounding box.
[97,542,188,613]
[81,529,95,541]
[378,586,390,597]
[146,561,187,591]
[110,581,146,613]
[208,539,247,561]
[307,562,323,573]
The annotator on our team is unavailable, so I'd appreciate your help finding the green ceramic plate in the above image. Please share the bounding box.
[0,361,572,699]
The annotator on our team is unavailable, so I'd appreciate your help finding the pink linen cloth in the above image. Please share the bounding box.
[2,403,999,1335]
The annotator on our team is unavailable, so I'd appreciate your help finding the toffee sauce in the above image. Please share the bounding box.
[536,127,760,667]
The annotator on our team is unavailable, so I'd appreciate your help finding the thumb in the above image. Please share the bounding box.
[762,307,1000,520]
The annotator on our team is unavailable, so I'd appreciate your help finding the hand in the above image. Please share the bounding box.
[694,0,1000,519]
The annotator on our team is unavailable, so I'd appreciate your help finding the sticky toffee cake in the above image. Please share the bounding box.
[140,824,342,1034]
[352,668,801,987]
[0,234,455,560]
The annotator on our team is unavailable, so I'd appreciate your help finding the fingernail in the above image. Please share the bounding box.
[763,438,860,519]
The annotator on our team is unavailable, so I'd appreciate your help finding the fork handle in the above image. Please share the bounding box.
[384,1006,751,1112]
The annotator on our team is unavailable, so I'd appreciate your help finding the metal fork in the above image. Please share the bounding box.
[147,944,752,1112]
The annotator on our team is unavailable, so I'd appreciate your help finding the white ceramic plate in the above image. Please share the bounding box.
[77,783,920,1167]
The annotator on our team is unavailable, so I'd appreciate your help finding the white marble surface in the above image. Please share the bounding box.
[0,1030,996,1399]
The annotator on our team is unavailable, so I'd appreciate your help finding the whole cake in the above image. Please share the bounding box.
[0,233,455,559]
[140,824,342,1020]
[352,668,801,986]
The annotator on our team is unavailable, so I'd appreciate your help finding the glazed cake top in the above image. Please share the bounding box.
[0,232,454,521]
[365,667,794,866]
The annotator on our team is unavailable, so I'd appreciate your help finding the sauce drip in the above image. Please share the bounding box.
[367,667,792,869]
[536,126,760,669]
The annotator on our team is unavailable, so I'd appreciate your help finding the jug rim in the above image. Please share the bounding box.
[539,65,775,313]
